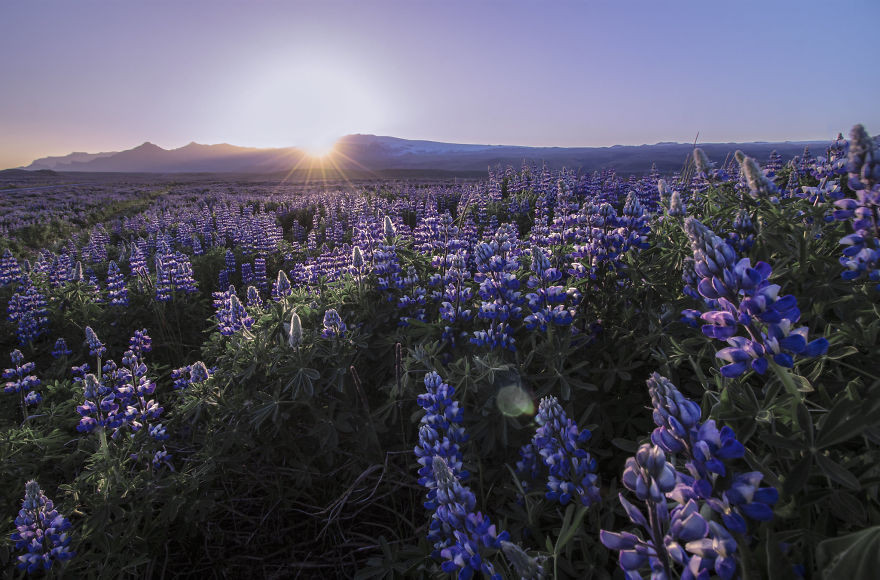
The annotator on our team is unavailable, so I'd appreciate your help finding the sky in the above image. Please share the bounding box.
[1,0,878,169]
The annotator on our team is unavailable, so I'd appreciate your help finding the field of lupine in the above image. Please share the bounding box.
[1,125,879,579]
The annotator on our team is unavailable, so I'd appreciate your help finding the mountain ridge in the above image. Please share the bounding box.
[20,135,826,174]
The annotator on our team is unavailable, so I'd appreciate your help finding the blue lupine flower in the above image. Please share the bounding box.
[51,338,72,359]
[152,448,174,471]
[129,329,152,359]
[684,218,828,377]
[7,285,49,345]
[321,308,347,338]
[430,457,508,580]
[737,151,779,199]
[106,260,128,306]
[84,326,106,358]
[272,269,292,301]
[288,311,303,348]
[246,285,263,308]
[604,374,779,579]
[516,396,600,506]
[10,480,75,573]
[214,289,254,336]
[4,349,42,417]
[0,248,23,286]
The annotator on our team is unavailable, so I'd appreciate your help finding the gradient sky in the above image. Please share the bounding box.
[2,0,878,168]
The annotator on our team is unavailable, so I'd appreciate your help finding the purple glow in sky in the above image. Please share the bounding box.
[1,0,878,168]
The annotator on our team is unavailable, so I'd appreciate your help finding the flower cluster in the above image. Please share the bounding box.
[0,248,22,286]
[683,218,827,377]
[602,374,778,579]
[106,260,128,306]
[7,284,49,345]
[10,480,75,573]
[834,124,879,288]
[171,361,211,389]
[213,286,254,336]
[321,308,347,338]
[470,233,524,351]
[516,396,600,506]
[52,337,72,359]
[4,349,42,414]
[415,372,509,579]
[76,328,166,441]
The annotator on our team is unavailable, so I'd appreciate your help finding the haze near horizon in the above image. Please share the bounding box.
[2,0,878,170]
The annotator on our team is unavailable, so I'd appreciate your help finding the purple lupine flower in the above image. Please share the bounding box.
[253,258,268,292]
[106,260,128,307]
[321,308,346,338]
[246,285,263,308]
[214,288,254,336]
[10,480,75,573]
[517,396,600,506]
[7,285,49,345]
[128,329,152,359]
[430,457,508,579]
[684,218,828,377]
[272,269,292,301]
[84,326,106,358]
[648,373,778,528]
[51,338,72,359]
[736,151,779,199]
[0,248,23,286]
[4,349,42,417]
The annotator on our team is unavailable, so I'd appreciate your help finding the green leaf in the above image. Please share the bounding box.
[783,455,812,497]
[815,453,861,490]
[554,504,588,554]
[817,525,880,579]
[817,402,865,449]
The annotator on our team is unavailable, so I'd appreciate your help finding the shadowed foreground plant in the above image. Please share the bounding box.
[10,480,75,574]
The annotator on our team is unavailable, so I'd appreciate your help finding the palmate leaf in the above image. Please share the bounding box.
[817,525,880,579]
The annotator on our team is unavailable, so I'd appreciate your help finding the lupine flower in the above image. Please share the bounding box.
[737,151,779,199]
[516,396,600,506]
[152,448,174,470]
[84,326,106,358]
[4,349,42,416]
[429,457,508,579]
[129,329,152,359]
[214,289,254,336]
[321,308,346,338]
[603,374,779,579]
[693,148,714,176]
[0,248,22,286]
[683,218,827,376]
[272,269,292,301]
[7,285,49,345]
[288,311,303,348]
[657,179,671,198]
[500,541,546,580]
[52,338,72,359]
[352,245,364,271]
[10,480,75,573]
[669,190,687,217]
[383,215,396,240]
[415,372,469,520]
[106,260,128,306]
[846,124,880,192]
[246,285,263,308]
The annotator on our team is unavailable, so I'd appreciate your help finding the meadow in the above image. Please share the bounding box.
[1,126,879,579]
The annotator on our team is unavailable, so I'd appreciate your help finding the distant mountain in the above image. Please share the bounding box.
[26,150,118,170]
[20,135,826,175]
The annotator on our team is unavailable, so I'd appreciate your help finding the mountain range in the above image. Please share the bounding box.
[21,135,825,175]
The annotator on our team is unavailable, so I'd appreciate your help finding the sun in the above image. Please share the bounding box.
[225,60,387,154]
[301,141,336,159]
